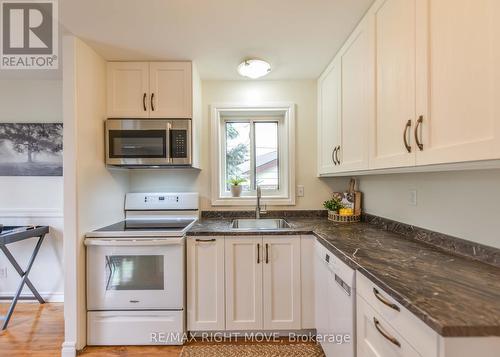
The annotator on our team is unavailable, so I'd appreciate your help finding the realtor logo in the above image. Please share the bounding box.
[1,0,58,69]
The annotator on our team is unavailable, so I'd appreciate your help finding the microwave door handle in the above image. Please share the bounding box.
[166,122,173,164]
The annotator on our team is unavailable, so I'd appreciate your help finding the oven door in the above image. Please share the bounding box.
[86,238,184,310]
[106,119,170,166]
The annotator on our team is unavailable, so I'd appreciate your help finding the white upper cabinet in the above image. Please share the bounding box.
[318,0,500,175]
[369,0,417,169]
[149,62,192,118]
[262,236,301,330]
[338,15,373,171]
[415,0,500,165]
[317,58,341,175]
[107,62,150,118]
[107,61,192,118]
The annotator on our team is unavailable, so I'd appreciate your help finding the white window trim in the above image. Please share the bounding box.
[210,102,296,206]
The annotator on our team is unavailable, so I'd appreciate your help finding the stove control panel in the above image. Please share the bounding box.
[125,192,199,211]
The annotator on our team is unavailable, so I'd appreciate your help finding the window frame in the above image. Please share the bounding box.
[211,103,296,206]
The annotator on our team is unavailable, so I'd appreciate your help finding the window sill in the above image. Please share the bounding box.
[211,196,296,206]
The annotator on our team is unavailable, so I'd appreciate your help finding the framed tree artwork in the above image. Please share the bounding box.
[0,123,63,176]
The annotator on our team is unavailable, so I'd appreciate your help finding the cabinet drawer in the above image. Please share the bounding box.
[357,296,423,357]
[356,272,438,357]
[88,310,183,346]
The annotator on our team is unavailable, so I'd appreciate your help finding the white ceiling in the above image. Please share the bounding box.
[59,0,373,80]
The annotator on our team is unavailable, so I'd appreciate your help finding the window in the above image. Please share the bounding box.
[211,104,295,205]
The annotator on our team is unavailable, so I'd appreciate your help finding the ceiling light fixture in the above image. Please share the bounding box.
[237,59,271,79]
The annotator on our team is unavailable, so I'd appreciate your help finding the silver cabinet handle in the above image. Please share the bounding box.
[335,145,341,165]
[374,317,401,347]
[403,119,412,153]
[332,147,337,165]
[373,287,400,312]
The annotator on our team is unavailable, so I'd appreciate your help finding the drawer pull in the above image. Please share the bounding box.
[195,238,216,242]
[374,317,401,348]
[373,287,400,312]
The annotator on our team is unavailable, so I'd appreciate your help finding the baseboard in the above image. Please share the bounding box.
[0,292,63,302]
[61,341,76,357]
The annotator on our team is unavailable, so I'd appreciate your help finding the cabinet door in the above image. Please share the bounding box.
[369,0,416,169]
[317,57,341,175]
[415,0,500,165]
[357,297,422,357]
[225,236,263,330]
[186,237,225,331]
[107,62,150,118]
[338,15,373,172]
[149,62,192,118]
[262,236,301,330]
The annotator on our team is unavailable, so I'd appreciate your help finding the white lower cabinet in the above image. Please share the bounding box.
[357,297,422,357]
[187,235,305,332]
[262,236,301,330]
[356,272,438,357]
[186,237,225,331]
[225,236,264,330]
[225,236,302,331]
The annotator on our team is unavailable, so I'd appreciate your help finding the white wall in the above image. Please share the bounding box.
[359,170,500,249]
[130,80,348,209]
[63,36,129,353]
[0,79,64,301]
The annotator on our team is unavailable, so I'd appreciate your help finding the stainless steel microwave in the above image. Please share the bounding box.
[105,119,192,167]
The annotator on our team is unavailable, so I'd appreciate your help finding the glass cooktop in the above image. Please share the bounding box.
[95,218,196,232]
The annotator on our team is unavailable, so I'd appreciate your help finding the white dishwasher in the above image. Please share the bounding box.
[314,240,356,357]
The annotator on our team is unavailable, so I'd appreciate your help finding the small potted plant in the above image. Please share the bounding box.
[228,177,246,197]
[323,196,344,219]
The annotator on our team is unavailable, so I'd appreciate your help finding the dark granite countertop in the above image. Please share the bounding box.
[187,216,500,337]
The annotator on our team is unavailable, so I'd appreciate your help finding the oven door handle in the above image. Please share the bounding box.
[84,238,184,246]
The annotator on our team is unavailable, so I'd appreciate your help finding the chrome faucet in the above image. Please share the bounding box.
[256,186,266,219]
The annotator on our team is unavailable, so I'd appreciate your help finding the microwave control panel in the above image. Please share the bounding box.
[170,130,188,158]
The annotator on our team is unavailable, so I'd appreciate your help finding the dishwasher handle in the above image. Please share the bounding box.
[334,274,352,296]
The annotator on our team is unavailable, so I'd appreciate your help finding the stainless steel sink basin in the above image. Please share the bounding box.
[231,219,291,230]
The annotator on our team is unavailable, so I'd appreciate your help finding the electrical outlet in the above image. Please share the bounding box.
[0,267,7,279]
[409,189,417,206]
[297,185,304,197]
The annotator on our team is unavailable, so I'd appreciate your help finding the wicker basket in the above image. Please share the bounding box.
[328,210,361,223]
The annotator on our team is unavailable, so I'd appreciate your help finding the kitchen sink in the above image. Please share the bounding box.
[231,218,291,230]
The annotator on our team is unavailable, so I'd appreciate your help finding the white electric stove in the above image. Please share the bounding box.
[85,192,198,346]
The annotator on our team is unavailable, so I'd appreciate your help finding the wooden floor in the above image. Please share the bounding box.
[0,303,184,356]
[0,303,317,356]
[0,302,64,357]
